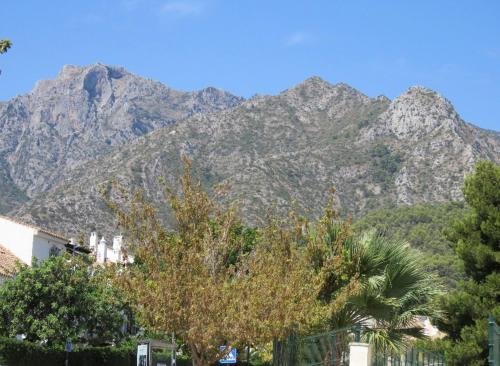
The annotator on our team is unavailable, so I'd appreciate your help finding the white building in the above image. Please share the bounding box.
[0,215,131,269]
[88,232,132,264]
[0,215,68,266]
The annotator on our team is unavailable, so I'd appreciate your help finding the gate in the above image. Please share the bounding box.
[273,327,353,366]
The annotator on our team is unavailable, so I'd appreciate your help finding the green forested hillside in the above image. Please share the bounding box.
[354,202,467,288]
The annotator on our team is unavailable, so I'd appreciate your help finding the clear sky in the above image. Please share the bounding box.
[1,0,499,131]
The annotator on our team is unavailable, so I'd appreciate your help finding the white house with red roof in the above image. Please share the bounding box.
[0,215,68,267]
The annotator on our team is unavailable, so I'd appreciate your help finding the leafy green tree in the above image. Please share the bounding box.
[0,254,129,346]
[436,161,500,366]
[107,158,329,366]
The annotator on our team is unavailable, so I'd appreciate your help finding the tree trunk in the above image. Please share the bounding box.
[190,343,212,366]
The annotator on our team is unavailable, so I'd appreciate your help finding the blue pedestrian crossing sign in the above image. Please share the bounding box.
[219,346,237,364]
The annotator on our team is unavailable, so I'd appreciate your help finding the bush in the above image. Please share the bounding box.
[0,337,269,366]
[0,337,63,366]
[0,337,135,366]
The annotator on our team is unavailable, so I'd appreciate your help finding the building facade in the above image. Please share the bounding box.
[0,215,68,266]
[88,232,131,264]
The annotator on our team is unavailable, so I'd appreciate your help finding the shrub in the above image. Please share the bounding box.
[0,337,135,366]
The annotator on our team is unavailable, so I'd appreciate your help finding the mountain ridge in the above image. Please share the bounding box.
[3,66,497,237]
[0,63,244,211]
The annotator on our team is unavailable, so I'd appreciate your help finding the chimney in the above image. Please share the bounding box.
[89,232,98,251]
[113,235,123,262]
[97,237,107,263]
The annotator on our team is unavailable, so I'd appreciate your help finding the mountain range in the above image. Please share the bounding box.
[0,63,242,212]
[1,64,499,237]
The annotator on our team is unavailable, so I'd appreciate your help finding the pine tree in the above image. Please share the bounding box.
[437,161,500,366]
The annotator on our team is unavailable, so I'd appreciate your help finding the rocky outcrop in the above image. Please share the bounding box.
[0,63,243,210]
[9,76,499,236]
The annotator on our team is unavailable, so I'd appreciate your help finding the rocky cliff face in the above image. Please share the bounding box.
[9,74,499,236]
[0,64,243,210]
[364,87,499,204]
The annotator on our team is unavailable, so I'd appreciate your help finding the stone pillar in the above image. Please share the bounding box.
[349,342,371,366]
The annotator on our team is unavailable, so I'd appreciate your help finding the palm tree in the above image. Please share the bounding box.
[0,39,12,76]
[309,221,442,354]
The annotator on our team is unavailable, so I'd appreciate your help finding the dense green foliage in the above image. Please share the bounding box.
[434,161,500,366]
[369,143,403,186]
[107,159,328,366]
[0,335,251,366]
[310,221,442,353]
[354,202,467,287]
[448,161,500,282]
[0,254,130,346]
[0,336,135,366]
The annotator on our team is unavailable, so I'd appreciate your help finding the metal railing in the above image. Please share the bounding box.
[489,315,500,366]
[273,325,447,366]
[371,349,445,366]
[273,327,353,366]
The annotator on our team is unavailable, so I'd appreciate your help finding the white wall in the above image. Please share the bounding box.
[32,233,67,264]
[0,217,67,265]
[0,217,36,265]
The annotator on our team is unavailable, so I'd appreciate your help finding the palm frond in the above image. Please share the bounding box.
[323,224,443,351]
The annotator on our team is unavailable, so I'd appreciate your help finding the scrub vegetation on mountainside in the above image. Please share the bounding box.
[353,202,467,288]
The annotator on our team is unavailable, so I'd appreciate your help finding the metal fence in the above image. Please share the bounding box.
[273,327,354,366]
[489,315,500,366]
[273,325,447,366]
[371,349,445,366]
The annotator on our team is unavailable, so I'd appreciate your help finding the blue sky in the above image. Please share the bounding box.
[1,0,499,130]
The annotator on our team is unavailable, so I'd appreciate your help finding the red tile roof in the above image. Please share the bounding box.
[0,244,20,277]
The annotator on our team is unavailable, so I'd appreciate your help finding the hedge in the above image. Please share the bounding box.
[0,337,266,366]
[0,337,135,366]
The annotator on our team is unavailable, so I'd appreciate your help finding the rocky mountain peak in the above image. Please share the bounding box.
[374,95,391,103]
[287,77,366,96]
[34,64,127,97]
[0,64,243,203]
[280,77,371,116]
[299,75,331,87]
[379,86,462,139]
[59,63,128,79]
[194,87,244,110]
[3,68,498,237]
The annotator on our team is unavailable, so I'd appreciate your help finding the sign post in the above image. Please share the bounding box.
[65,340,72,366]
[137,341,151,366]
[219,346,238,364]
[171,332,177,366]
